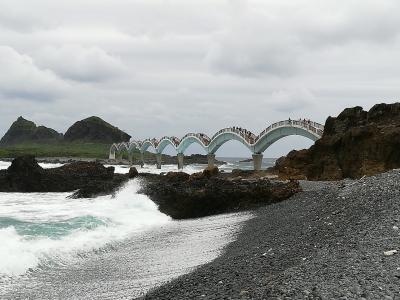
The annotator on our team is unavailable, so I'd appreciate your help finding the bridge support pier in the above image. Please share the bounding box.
[252,153,263,171]
[207,154,216,168]
[156,153,162,169]
[140,152,145,168]
[177,153,184,170]
[109,151,116,160]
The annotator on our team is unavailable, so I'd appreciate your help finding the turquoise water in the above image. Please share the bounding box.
[0,181,171,277]
[0,215,107,239]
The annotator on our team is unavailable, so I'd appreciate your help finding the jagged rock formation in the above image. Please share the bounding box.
[64,116,130,143]
[0,117,62,146]
[0,155,128,197]
[139,170,301,219]
[273,103,400,180]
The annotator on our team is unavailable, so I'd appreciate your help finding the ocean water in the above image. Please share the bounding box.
[0,158,275,299]
[107,156,277,175]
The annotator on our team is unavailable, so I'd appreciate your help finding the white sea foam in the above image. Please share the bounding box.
[0,180,170,276]
[0,161,64,170]
[0,161,10,170]
[107,163,204,175]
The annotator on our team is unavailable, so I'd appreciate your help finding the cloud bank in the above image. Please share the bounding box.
[0,0,399,156]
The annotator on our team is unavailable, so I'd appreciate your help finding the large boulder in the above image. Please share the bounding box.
[3,155,46,191]
[128,167,139,178]
[202,166,219,177]
[273,103,400,180]
[64,116,130,143]
[0,117,62,146]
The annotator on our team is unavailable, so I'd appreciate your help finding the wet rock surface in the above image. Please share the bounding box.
[273,103,400,180]
[0,155,128,197]
[128,166,139,178]
[138,169,301,219]
[140,170,400,300]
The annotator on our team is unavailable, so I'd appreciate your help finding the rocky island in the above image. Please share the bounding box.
[0,116,63,146]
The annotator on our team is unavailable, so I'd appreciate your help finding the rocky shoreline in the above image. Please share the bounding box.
[0,156,129,198]
[138,168,299,219]
[0,156,296,219]
[140,170,400,299]
[0,153,225,166]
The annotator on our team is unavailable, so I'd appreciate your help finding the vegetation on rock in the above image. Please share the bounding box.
[0,116,131,158]
[0,117,62,146]
[64,116,130,143]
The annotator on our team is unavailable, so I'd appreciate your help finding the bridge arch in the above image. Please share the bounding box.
[140,139,158,153]
[207,131,253,154]
[177,134,208,154]
[254,125,320,154]
[128,141,141,152]
[157,137,179,154]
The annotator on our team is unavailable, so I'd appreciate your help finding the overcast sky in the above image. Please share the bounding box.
[1,0,399,157]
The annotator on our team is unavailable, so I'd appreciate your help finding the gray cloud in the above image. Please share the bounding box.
[0,0,400,157]
[35,45,127,82]
[0,46,67,101]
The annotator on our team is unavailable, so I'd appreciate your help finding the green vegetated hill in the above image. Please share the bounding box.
[0,117,62,146]
[64,116,131,143]
[0,116,131,159]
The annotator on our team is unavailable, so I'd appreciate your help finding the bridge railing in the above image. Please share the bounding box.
[181,133,211,146]
[128,140,142,148]
[159,136,181,147]
[211,127,257,145]
[255,119,324,142]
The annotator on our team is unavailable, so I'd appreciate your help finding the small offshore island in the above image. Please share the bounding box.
[1,103,400,299]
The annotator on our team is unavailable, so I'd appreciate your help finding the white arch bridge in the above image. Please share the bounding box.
[109,119,324,170]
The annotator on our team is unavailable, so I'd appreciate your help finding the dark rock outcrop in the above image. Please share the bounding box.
[202,165,219,177]
[128,167,139,178]
[64,116,130,143]
[0,117,62,146]
[139,171,301,219]
[273,103,400,180]
[0,156,128,197]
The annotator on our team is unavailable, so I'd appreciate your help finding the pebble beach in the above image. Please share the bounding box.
[142,170,400,299]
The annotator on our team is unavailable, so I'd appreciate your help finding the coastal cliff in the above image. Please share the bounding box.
[273,103,400,180]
